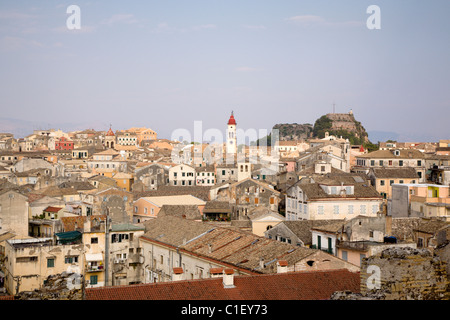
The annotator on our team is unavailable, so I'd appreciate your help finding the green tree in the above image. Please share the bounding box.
[312,115,333,138]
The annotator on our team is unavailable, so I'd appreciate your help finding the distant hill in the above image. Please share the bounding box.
[273,123,313,141]
[252,111,377,151]
[312,112,369,145]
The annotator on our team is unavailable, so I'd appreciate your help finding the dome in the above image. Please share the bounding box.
[106,127,115,136]
[227,112,236,125]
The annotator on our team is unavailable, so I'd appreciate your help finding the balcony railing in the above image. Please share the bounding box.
[86,264,104,272]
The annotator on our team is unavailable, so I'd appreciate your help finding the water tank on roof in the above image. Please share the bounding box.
[384,236,397,244]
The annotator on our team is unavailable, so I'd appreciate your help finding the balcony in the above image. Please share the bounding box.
[86,264,104,272]
[85,253,104,272]
[309,245,333,255]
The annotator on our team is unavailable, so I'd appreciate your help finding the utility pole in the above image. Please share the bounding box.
[14,276,21,296]
[104,207,111,287]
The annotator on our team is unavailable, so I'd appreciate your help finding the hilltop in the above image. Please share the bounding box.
[312,111,369,145]
[273,123,313,141]
[253,110,376,151]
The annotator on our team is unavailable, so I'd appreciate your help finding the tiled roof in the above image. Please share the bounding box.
[85,269,360,300]
[43,206,63,213]
[311,221,345,234]
[370,167,418,179]
[297,182,381,200]
[141,217,354,275]
[357,149,424,159]
[281,220,344,245]
[133,186,212,201]
[142,216,215,247]
[35,186,80,197]
[413,219,449,235]
[157,205,202,220]
[203,201,232,213]
[139,195,205,207]
[60,215,107,232]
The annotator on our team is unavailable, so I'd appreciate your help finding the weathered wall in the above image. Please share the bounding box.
[360,247,449,300]
[14,272,83,300]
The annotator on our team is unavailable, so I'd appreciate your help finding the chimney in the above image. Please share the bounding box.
[172,267,184,281]
[259,257,265,269]
[385,215,392,235]
[223,269,235,288]
[208,244,213,254]
[277,260,288,273]
[210,268,224,278]
[83,218,91,232]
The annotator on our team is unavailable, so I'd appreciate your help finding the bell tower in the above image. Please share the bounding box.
[226,111,237,155]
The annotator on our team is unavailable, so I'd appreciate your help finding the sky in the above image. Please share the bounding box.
[0,0,449,142]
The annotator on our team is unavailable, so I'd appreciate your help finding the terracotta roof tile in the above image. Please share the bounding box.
[86,269,360,300]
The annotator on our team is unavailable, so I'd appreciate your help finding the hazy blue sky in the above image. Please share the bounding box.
[0,0,449,142]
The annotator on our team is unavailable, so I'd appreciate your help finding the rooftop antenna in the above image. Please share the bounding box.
[332,102,336,114]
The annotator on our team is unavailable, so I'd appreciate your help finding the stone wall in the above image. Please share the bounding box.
[360,247,449,300]
[14,272,83,300]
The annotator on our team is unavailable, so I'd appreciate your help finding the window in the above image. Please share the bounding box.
[342,251,348,261]
[318,206,324,215]
[90,275,98,285]
[399,180,404,184]
[144,207,148,214]
[370,160,375,166]
[390,180,394,185]
[360,254,366,265]
[360,205,366,214]
[380,180,385,186]
[399,160,403,167]
[65,256,79,264]
[372,205,378,214]
[348,205,354,214]
[47,258,55,268]
[369,230,374,238]
[91,237,98,244]
[254,198,259,204]
[418,237,424,248]
[417,160,422,166]
[379,160,384,166]
[333,205,339,214]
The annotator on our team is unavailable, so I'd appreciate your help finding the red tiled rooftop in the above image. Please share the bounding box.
[173,267,183,274]
[210,268,224,274]
[227,112,237,125]
[44,206,63,213]
[86,269,360,300]
[278,260,288,267]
